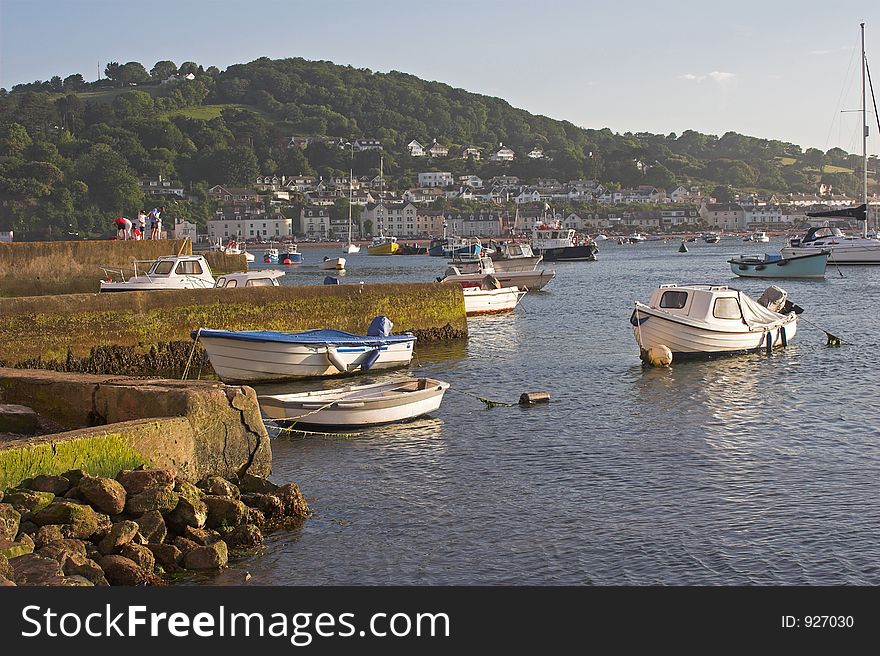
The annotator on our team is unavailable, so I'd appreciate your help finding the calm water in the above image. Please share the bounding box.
[212,238,880,585]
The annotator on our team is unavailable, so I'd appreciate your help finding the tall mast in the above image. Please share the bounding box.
[379,155,384,238]
[862,22,868,236]
[348,142,353,243]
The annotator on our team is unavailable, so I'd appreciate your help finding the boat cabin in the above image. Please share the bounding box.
[214,270,285,288]
[789,226,846,247]
[647,284,747,323]
[495,242,535,259]
[532,224,579,249]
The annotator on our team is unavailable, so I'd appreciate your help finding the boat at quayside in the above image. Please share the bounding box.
[630,284,799,358]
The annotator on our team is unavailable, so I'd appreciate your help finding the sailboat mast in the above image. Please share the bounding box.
[862,22,868,237]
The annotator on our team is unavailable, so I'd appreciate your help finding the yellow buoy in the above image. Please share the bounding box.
[644,344,673,367]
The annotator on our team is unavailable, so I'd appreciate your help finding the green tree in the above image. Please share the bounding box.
[104,62,122,85]
[118,62,150,86]
[73,143,144,212]
[150,60,178,81]
[62,74,87,91]
[0,123,32,157]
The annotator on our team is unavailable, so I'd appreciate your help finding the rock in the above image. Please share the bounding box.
[30,475,71,495]
[4,489,55,519]
[0,538,34,559]
[181,526,221,546]
[135,510,167,544]
[98,555,148,586]
[16,520,38,536]
[85,542,101,562]
[92,513,113,542]
[9,553,67,585]
[222,524,263,550]
[62,575,94,586]
[63,487,82,500]
[184,541,228,570]
[204,495,247,529]
[119,543,155,573]
[18,532,35,551]
[276,483,311,518]
[33,524,67,548]
[171,536,199,557]
[0,404,39,435]
[246,508,266,529]
[37,539,88,567]
[240,493,284,518]
[61,469,88,486]
[0,503,21,541]
[0,553,11,579]
[78,476,126,515]
[198,476,241,499]
[237,474,279,495]
[63,553,109,586]
[98,520,140,555]
[166,481,207,531]
[116,468,176,496]
[125,485,178,516]
[32,501,99,539]
[146,543,182,570]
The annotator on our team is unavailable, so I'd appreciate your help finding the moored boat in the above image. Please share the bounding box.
[263,248,279,263]
[531,223,598,261]
[728,251,828,279]
[195,316,416,383]
[486,241,544,271]
[780,218,880,264]
[440,256,555,291]
[279,245,304,264]
[367,235,399,256]
[99,255,216,292]
[630,283,799,358]
[213,270,286,287]
[258,377,450,428]
[320,256,346,270]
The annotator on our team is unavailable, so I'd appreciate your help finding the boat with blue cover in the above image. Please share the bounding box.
[194,316,416,383]
[728,251,828,279]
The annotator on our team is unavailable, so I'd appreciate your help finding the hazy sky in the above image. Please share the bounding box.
[1,0,877,153]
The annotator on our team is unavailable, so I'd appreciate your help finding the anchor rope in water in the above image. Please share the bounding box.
[262,400,365,438]
[445,386,515,408]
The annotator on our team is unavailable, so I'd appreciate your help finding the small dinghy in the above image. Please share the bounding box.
[259,377,450,428]
[320,256,346,270]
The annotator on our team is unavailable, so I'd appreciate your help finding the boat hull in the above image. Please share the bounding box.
[460,286,525,315]
[319,257,346,270]
[344,243,361,254]
[631,306,797,356]
[259,379,449,427]
[442,269,555,291]
[198,335,415,383]
[729,252,827,279]
[367,242,399,256]
[279,252,303,264]
[537,245,598,262]
[781,242,880,264]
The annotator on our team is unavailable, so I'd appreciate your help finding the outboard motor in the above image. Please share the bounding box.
[757,285,788,313]
[323,276,340,285]
[367,315,393,337]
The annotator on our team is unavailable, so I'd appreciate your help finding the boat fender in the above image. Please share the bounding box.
[643,345,673,367]
[361,348,382,371]
[326,347,348,373]
[754,264,766,271]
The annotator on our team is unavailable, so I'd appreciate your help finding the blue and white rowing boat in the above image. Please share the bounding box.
[194,317,416,383]
[728,251,828,279]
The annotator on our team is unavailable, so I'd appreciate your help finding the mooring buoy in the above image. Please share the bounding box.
[519,391,550,405]
[645,344,673,367]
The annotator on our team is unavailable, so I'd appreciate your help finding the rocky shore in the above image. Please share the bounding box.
[0,467,310,586]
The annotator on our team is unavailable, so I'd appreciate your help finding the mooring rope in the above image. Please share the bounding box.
[181,328,201,380]
[445,386,515,408]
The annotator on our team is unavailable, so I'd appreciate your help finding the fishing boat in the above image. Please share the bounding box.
[367,234,399,256]
[531,223,598,262]
[440,256,556,291]
[781,25,880,264]
[258,377,450,428]
[630,284,799,358]
[702,232,720,244]
[728,252,828,279]
[320,256,346,270]
[428,234,480,258]
[213,270,286,288]
[743,231,769,243]
[263,248,279,263]
[99,255,216,292]
[486,241,544,272]
[194,316,416,383]
[279,245,303,264]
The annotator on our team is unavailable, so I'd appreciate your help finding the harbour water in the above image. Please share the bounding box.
[213,238,880,585]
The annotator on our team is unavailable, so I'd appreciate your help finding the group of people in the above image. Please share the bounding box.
[114,206,165,240]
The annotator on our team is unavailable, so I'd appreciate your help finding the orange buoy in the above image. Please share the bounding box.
[282,258,292,265]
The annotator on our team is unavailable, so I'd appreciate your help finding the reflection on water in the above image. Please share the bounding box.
[213,241,880,585]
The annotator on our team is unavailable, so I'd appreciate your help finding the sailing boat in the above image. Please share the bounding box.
[343,162,360,254]
[367,155,399,255]
[782,22,880,263]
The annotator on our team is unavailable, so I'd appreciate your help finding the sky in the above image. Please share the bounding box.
[1,0,878,154]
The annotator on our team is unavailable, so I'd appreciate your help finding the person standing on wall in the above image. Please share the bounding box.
[137,209,147,239]
[149,206,164,240]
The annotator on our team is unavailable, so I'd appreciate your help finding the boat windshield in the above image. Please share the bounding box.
[713,297,742,320]
[175,260,204,275]
[150,260,174,275]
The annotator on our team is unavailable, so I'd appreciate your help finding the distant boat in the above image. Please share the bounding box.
[702,233,720,244]
[258,377,450,429]
[440,256,556,291]
[631,284,799,358]
[263,248,279,263]
[728,252,828,279]
[279,245,303,264]
[344,242,361,254]
[320,256,346,270]
[367,235,399,256]
[743,231,769,243]
[629,233,647,242]
[531,223,598,261]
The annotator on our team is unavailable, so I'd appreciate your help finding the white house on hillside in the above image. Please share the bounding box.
[407,140,426,157]
[488,143,515,162]
[418,172,454,188]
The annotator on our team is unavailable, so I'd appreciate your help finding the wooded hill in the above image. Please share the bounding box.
[0,57,868,239]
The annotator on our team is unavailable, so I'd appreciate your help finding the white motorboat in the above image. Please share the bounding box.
[485,241,543,272]
[99,255,216,292]
[213,238,255,262]
[320,256,346,270]
[344,242,361,254]
[781,221,880,264]
[531,222,599,261]
[443,276,526,315]
[702,232,721,244]
[439,256,555,291]
[744,231,770,243]
[195,316,416,383]
[258,377,450,428]
[213,270,286,288]
[630,283,799,358]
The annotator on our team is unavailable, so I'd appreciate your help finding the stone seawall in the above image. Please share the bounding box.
[0,368,271,489]
[0,282,467,377]
[0,239,245,297]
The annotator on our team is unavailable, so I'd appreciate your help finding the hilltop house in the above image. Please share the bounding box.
[426,140,449,157]
[407,140,426,157]
[488,143,515,162]
[352,139,383,151]
[527,147,545,159]
[418,172,454,188]
[208,185,263,204]
[139,176,185,198]
[461,145,482,160]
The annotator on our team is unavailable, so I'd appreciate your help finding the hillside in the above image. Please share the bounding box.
[0,57,871,238]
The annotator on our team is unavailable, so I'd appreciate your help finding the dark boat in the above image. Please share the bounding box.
[531,223,598,261]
